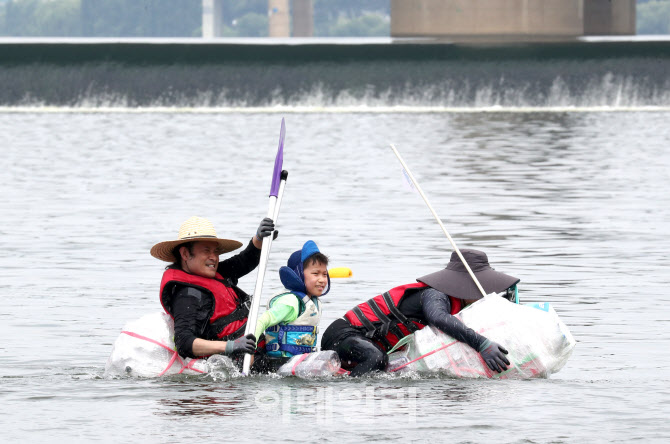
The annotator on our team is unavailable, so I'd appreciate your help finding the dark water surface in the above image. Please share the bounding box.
[1,110,669,442]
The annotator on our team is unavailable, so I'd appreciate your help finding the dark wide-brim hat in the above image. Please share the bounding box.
[417,249,519,301]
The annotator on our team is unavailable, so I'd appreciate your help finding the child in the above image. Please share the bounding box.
[255,240,329,367]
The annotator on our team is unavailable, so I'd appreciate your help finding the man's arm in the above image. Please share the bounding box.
[172,286,255,357]
[171,286,212,358]
[217,239,262,284]
[218,218,275,282]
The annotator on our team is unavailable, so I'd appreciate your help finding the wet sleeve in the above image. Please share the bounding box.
[420,288,487,351]
[217,239,261,285]
[171,287,212,359]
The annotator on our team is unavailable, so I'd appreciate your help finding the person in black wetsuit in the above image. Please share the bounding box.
[150,216,275,366]
[321,249,520,377]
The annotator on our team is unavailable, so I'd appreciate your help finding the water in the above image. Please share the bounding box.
[2,109,669,442]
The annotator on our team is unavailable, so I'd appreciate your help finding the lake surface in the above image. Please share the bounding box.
[2,109,669,442]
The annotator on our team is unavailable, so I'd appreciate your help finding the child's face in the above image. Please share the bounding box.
[303,260,328,297]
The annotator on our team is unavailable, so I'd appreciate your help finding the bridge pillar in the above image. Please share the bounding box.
[202,0,224,38]
[269,0,291,37]
[391,0,635,41]
[293,0,314,37]
[584,0,636,35]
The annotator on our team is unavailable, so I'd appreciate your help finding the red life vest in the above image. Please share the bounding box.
[159,268,249,341]
[344,282,463,351]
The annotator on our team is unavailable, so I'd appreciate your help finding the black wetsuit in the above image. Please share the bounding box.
[321,287,488,376]
[167,240,261,359]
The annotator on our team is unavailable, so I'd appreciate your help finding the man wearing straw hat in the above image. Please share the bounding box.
[321,249,519,377]
[151,215,275,363]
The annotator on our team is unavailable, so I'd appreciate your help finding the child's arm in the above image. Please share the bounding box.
[254,296,299,340]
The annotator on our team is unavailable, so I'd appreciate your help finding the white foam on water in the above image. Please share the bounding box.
[2,105,670,114]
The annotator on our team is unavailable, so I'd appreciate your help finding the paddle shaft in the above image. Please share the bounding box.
[242,171,288,375]
[390,144,488,299]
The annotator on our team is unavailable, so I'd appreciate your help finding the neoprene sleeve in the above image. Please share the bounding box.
[419,287,487,351]
[172,287,211,358]
[216,240,262,284]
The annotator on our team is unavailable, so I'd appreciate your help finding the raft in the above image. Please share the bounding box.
[104,311,211,378]
[389,296,575,378]
[104,295,574,379]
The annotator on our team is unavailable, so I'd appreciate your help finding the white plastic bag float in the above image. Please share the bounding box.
[104,311,224,378]
[104,311,342,378]
[105,297,574,379]
[392,295,575,379]
[276,350,345,378]
[104,310,340,378]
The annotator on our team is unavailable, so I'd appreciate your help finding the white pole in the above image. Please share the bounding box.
[390,144,488,299]
[242,173,288,375]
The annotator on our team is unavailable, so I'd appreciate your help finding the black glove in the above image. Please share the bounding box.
[225,333,256,356]
[478,339,510,373]
[256,217,275,239]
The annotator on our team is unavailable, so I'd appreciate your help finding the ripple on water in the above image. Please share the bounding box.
[1,111,669,442]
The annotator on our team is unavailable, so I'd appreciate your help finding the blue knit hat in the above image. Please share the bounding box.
[279,240,330,297]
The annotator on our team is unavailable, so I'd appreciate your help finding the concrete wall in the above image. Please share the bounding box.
[391,0,636,40]
[292,0,314,37]
[584,0,636,35]
[391,0,584,39]
[202,0,225,38]
[269,0,291,37]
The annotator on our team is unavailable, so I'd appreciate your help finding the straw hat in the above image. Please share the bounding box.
[150,216,243,262]
[417,249,519,301]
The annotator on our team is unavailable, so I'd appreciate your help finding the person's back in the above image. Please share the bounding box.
[322,249,519,376]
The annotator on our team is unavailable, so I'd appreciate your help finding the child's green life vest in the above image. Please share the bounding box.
[264,292,322,358]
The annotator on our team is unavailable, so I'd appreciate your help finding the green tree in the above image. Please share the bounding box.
[221,0,266,23]
[217,0,390,37]
[81,0,201,37]
[0,0,394,38]
[313,0,389,36]
[327,13,389,37]
[198,0,267,37]
[637,0,670,34]
[233,12,268,37]
[2,0,80,36]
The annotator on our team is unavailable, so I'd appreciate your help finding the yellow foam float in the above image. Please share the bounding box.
[328,267,352,278]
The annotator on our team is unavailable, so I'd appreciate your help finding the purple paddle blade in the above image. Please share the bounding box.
[269,118,285,197]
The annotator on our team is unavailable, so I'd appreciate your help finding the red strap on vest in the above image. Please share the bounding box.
[344,282,464,350]
[159,268,248,339]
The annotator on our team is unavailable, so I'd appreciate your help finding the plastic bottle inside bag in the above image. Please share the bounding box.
[277,350,341,377]
[206,354,239,380]
[386,352,411,374]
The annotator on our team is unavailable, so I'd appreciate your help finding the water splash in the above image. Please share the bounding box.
[2,45,669,109]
